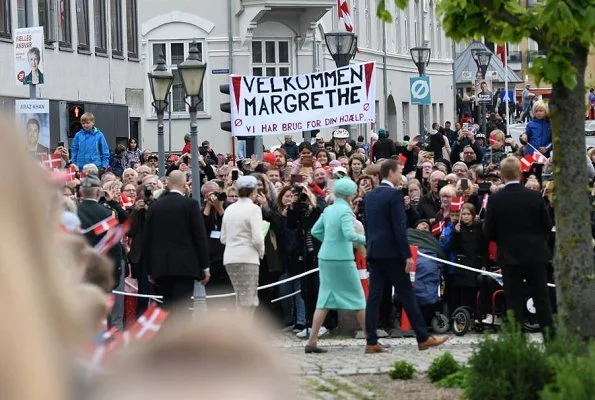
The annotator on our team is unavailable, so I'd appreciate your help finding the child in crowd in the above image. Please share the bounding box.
[71,112,110,171]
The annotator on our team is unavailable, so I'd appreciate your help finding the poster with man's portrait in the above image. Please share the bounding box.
[15,100,50,155]
[14,27,45,85]
[475,78,493,105]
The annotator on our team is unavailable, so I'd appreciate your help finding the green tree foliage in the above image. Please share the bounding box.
[377,0,595,337]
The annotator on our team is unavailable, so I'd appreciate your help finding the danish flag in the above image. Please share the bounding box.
[128,305,169,342]
[520,154,534,172]
[431,220,445,236]
[94,219,131,255]
[120,194,134,211]
[40,153,62,169]
[49,166,77,184]
[82,215,118,235]
[489,135,497,147]
[532,150,547,164]
[398,153,408,166]
[450,196,464,212]
[338,0,354,32]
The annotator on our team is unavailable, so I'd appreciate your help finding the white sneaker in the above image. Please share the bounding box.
[482,315,502,325]
[296,326,329,338]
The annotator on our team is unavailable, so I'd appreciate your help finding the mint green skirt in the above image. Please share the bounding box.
[316,259,366,310]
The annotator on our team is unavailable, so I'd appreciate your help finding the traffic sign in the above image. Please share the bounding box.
[410,76,431,105]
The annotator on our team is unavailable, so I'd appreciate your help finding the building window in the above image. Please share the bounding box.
[110,0,122,55]
[151,41,205,113]
[17,0,28,28]
[75,0,89,50]
[0,0,11,38]
[126,0,138,58]
[251,40,290,76]
[39,0,58,43]
[364,0,371,46]
[59,0,72,47]
[94,0,107,53]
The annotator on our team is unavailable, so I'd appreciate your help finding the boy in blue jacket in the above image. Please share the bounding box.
[71,112,110,171]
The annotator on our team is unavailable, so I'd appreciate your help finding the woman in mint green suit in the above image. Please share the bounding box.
[305,177,366,354]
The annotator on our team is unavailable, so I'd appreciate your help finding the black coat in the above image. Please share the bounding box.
[450,221,488,287]
[372,138,397,162]
[484,183,553,265]
[142,191,210,280]
[78,199,123,287]
[417,192,440,221]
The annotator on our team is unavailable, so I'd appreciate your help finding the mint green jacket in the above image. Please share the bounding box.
[311,198,366,261]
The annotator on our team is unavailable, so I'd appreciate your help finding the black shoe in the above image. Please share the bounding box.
[294,324,306,332]
[305,345,328,354]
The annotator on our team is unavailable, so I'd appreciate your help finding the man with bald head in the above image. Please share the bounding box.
[142,170,211,312]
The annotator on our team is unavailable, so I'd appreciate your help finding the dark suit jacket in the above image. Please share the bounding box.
[364,183,412,260]
[78,199,122,287]
[484,183,552,265]
[142,191,210,280]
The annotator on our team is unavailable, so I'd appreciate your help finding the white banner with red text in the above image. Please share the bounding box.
[229,62,376,136]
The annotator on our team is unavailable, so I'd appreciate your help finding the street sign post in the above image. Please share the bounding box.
[410,76,431,105]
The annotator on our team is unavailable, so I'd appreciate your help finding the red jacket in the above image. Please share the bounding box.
[182,142,191,154]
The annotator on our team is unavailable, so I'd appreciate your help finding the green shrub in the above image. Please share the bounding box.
[541,343,595,400]
[437,368,470,389]
[428,352,461,383]
[464,317,554,400]
[388,360,416,380]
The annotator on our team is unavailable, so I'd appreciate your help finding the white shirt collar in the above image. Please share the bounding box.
[381,179,395,188]
[504,180,520,186]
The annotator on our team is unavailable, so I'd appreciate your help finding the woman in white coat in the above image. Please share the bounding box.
[220,175,265,318]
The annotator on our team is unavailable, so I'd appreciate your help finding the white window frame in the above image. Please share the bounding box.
[364,0,371,46]
[251,39,291,77]
[150,41,207,115]
[39,0,59,43]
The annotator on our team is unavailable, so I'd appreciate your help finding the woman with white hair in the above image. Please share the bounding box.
[220,176,265,318]
[305,178,366,353]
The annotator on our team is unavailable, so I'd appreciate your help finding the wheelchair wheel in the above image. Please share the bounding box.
[452,307,472,336]
[431,313,450,334]
[474,322,485,333]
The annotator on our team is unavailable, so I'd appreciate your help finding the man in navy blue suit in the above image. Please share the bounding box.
[364,159,448,352]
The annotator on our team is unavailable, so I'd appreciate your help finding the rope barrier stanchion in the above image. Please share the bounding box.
[416,252,556,288]
[270,290,301,304]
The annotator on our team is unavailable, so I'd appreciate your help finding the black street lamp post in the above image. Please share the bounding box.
[472,49,492,137]
[410,46,431,148]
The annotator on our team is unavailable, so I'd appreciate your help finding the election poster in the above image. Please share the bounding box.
[14,27,45,85]
[476,78,493,105]
[16,99,50,155]
[229,62,376,136]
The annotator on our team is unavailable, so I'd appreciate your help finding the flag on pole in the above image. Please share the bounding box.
[82,215,118,235]
[496,44,506,67]
[520,154,534,172]
[431,220,445,236]
[128,305,169,342]
[40,153,62,169]
[450,196,464,212]
[338,0,354,32]
[94,219,130,254]
[532,150,548,164]
[481,193,489,211]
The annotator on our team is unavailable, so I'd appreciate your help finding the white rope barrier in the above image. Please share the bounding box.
[112,268,320,301]
[270,290,301,303]
[416,252,556,288]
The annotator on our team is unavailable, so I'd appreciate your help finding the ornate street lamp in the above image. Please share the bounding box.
[410,46,431,147]
[472,49,493,136]
[147,52,174,177]
[325,31,358,68]
[178,41,207,203]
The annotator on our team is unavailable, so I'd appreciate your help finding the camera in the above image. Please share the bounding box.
[292,184,309,203]
[215,192,227,202]
[182,155,190,164]
[143,184,154,201]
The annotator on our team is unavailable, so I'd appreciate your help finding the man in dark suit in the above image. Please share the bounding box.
[142,170,210,312]
[364,159,448,352]
[78,174,124,329]
[484,157,554,337]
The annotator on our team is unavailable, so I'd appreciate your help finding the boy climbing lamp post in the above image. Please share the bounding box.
[147,52,174,178]
[178,41,207,204]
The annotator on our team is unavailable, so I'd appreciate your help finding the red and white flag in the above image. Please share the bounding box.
[120,194,134,211]
[82,215,118,235]
[398,153,408,166]
[489,135,497,147]
[128,305,168,343]
[450,196,464,212]
[94,219,130,255]
[40,153,62,169]
[338,0,354,32]
[532,150,547,164]
[431,220,445,236]
[520,154,534,172]
[496,44,506,67]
